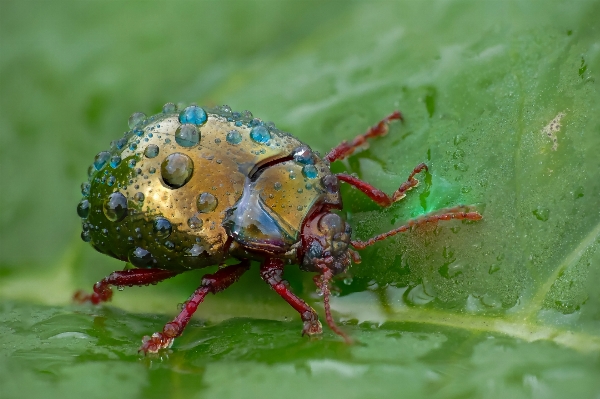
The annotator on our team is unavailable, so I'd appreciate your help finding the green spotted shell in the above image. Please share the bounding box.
[78,104,341,270]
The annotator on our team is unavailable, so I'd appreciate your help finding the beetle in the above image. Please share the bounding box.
[75,103,482,353]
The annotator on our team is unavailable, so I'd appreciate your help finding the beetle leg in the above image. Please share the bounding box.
[313,266,353,344]
[336,162,427,207]
[351,205,483,249]
[73,268,181,305]
[259,258,323,337]
[138,260,251,354]
[325,111,403,162]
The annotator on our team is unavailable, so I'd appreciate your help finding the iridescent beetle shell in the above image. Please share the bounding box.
[76,103,482,353]
[80,105,340,270]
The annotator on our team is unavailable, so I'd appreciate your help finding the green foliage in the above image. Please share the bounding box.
[1,1,599,397]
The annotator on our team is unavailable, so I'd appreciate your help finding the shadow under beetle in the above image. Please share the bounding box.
[75,103,482,353]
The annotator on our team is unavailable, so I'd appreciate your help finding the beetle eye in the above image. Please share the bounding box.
[318,213,344,235]
[321,175,339,194]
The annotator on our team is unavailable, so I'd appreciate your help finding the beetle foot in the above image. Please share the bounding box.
[139,332,174,354]
[301,311,323,336]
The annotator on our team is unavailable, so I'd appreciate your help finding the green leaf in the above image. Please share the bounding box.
[1,1,600,398]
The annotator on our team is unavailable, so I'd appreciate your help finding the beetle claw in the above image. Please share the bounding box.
[301,316,323,336]
[139,332,174,354]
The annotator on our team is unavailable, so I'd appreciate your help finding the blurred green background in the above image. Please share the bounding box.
[1,1,600,398]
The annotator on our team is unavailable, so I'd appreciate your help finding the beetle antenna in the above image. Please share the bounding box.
[351,206,482,250]
[315,267,353,344]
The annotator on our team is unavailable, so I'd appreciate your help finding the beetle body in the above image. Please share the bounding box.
[76,103,481,353]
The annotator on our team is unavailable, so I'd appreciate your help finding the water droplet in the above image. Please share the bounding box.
[343,277,353,285]
[109,155,121,169]
[302,165,318,179]
[128,112,146,129]
[164,241,175,250]
[128,159,137,168]
[153,217,172,238]
[80,230,91,242]
[128,247,156,268]
[103,192,128,222]
[214,138,221,144]
[133,192,145,203]
[93,151,111,170]
[297,205,303,211]
[293,145,314,164]
[187,243,205,257]
[162,102,178,114]
[161,152,194,188]
[196,192,218,213]
[81,182,91,196]
[289,172,296,180]
[274,182,282,191]
[226,130,242,145]
[187,215,203,229]
[532,206,550,221]
[107,175,116,186]
[144,144,159,158]
[175,124,200,147]
[250,126,270,144]
[241,110,253,120]
[179,105,207,125]
[77,199,90,218]
[149,166,156,174]
[134,128,144,137]
[129,142,138,151]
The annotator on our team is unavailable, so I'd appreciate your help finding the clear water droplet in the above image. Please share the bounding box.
[77,199,90,218]
[162,102,178,114]
[293,145,314,164]
[103,192,128,222]
[144,144,159,158]
[133,192,145,203]
[153,217,172,238]
[128,247,156,268]
[196,192,218,213]
[161,152,194,188]
[226,130,242,145]
[149,166,156,174]
[80,231,91,242]
[274,182,282,191]
[81,182,91,196]
[128,112,146,129]
[107,175,116,186]
[110,155,121,168]
[187,215,203,229]
[175,124,200,147]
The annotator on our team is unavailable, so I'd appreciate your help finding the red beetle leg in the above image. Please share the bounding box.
[351,205,483,250]
[337,162,428,207]
[259,258,323,337]
[73,268,181,305]
[139,260,250,354]
[325,111,403,163]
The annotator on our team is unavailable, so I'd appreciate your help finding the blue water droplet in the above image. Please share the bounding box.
[129,142,138,151]
[302,165,318,179]
[144,144,159,158]
[77,199,90,218]
[235,121,243,127]
[149,167,156,174]
[179,105,207,125]
[93,151,111,170]
[134,128,144,137]
[128,159,137,168]
[162,102,178,114]
[250,126,270,144]
[226,130,242,145]
[153,217,172,238]
[107,175,116,186]
[110,155,121,168]
[175,124,200,147]
[115,137,127,150]
[128,112,146,129]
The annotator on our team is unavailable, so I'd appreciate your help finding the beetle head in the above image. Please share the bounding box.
[300,211,357,275]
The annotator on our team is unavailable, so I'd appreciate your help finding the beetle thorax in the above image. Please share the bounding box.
[300,211,352,275]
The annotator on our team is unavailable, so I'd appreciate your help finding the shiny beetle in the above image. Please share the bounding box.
[75,103,482,353]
